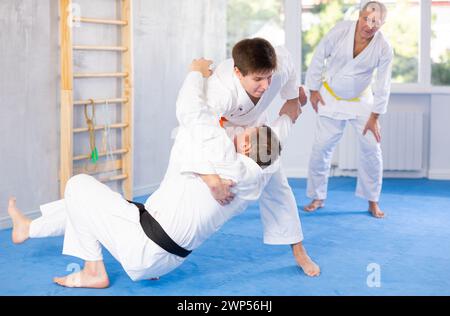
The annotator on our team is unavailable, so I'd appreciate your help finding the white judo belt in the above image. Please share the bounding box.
[127,200,192,258]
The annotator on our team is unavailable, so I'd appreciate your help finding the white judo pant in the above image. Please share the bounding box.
[30,174,183,281]
[259,167,304,245]
[307,115,383,202]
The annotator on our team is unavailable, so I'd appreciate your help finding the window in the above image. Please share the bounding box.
[224,0,450,90]
[301,0,420,84]
[226,0,285,57]
[301,0,359,80]
[382,0,420,84]
[431,0,450,86]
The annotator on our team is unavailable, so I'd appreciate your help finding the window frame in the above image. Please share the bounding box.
[285,0,450,94]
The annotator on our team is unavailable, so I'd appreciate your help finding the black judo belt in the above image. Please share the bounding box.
[127,200,192,258]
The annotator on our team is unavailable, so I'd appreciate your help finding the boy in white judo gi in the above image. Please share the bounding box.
[304,1,393,218]
[7,59,299,288]
[205,38,320,276]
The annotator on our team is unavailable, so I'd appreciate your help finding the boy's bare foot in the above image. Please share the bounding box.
[7,197,31,244]
[369,201,384,218]
[292,242,320,277]
[303,199,325,212]
[54,261,109,289]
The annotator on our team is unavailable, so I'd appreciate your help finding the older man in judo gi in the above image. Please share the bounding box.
[205,38,320,276]
[7,59,299,288]
[303,1,393,218]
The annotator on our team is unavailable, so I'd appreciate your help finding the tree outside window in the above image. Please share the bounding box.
[226,0,284,57]
[431,0,450,86]
[301,0,420,84]
[226,0,449,86]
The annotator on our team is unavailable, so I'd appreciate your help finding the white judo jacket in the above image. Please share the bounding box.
[305,20,394,118]
[145,72,276,267]
[31,71,292,281]
[206,46,299,127]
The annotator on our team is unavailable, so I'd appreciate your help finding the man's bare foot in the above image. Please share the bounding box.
[7,197,31,244]
[303,199,325,212]
[292,242,320,277]
[54,261,109,289]
[369,201,384,218]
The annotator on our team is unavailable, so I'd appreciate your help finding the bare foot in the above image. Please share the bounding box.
[369,201,384,219]
[54,261,109,289]
[303,199,325,212]
[7,197,31,244]
[292,242,320,277]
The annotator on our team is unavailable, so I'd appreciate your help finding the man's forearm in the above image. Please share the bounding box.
[198,173,234,204]
[286,98,300,104]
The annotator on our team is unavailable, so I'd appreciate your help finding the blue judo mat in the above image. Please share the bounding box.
[1,177,449,296]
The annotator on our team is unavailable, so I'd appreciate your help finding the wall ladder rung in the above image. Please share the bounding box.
[73,98,128,106]
[74,72,128,78]
[74,17,128,26]
[73,159,123,176]
[99,173,128,183]
[73,45,128,52]
[73,123,128,133]
[73,148,129,161]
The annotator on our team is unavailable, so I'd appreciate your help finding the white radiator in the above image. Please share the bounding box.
[338,112,424,171]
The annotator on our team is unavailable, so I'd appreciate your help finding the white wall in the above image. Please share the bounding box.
[429,94,450,179]
[279,91,450,181]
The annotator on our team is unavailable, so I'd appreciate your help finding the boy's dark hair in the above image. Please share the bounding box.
[248,125,282,168]
[232,38,277,76]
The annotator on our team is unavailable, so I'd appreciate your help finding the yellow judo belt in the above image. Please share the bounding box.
[323,81,361,102]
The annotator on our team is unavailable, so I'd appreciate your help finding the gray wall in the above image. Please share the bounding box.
[0,1,59,226]
[0,0,226,227]
[133,0,226,195]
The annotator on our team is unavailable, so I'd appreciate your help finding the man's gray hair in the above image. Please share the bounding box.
[360,1,388,22]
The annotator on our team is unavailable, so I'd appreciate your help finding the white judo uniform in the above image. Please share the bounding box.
[28,71,291,281]
[206,46,304,245]
[305,20,393,202]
